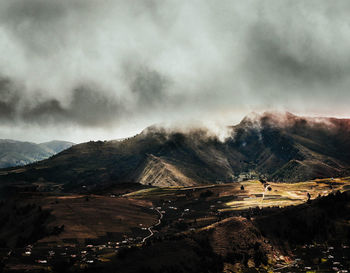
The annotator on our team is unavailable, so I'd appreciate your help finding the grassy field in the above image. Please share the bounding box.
[224,177,350,211]
[123,177,350,212]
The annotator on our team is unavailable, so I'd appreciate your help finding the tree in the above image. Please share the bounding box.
[307,192,311,204]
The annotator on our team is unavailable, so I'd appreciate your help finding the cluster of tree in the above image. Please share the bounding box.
[0,200,63,248]
[225,242,267,268]
[200,190,214,198]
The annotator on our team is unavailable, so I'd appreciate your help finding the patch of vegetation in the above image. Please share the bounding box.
[0,199,57,248]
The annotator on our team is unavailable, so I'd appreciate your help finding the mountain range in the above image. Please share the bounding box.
[0,140,74,168]
[1,112,349,190]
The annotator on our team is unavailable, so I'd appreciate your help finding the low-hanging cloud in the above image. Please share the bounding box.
[0,0,349,142]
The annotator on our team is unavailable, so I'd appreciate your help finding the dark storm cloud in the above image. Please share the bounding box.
[2,2,67,57]
[245,21,350,92]
[0,78,19,122]
[0,0,349,141]
[246,23,348,86]
[128,66,171,109]
[0,69,171,127]
[0,79,126,126]
[22,87,126,126]
[241,1,350,106]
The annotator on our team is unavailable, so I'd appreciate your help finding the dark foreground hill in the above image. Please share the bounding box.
[0,140,74,168]
[1,112,350,190]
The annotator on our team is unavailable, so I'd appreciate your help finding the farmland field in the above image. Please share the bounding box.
[125,177,350,211]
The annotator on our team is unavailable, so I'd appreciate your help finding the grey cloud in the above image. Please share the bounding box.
[0,79,126,127]
[4,0,67,23]
[23,99,67,124]
[245,22,349,88]
[128,66,171,109]
[0,0,349,142]
[1,0,70,56]
[0,78,20,122]
[26,87,126,127]
[0,71,173,127]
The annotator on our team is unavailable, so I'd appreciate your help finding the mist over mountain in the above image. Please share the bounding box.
[0,139,74,168]
[1,112,349,191]
[1,1,350,142]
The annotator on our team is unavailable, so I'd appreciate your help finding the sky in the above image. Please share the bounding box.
[0,0,349,143]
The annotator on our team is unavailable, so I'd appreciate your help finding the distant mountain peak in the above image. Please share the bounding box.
[0,139,74,169]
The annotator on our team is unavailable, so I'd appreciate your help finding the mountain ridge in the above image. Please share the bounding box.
[0,112,349,190]
[0,139,74,168]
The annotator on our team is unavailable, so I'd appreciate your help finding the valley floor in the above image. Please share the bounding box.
[1,177,350,272]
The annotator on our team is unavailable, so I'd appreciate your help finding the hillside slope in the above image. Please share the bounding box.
[1,112,350,189]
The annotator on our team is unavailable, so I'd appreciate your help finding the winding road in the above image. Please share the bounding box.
[141,208,163,244]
